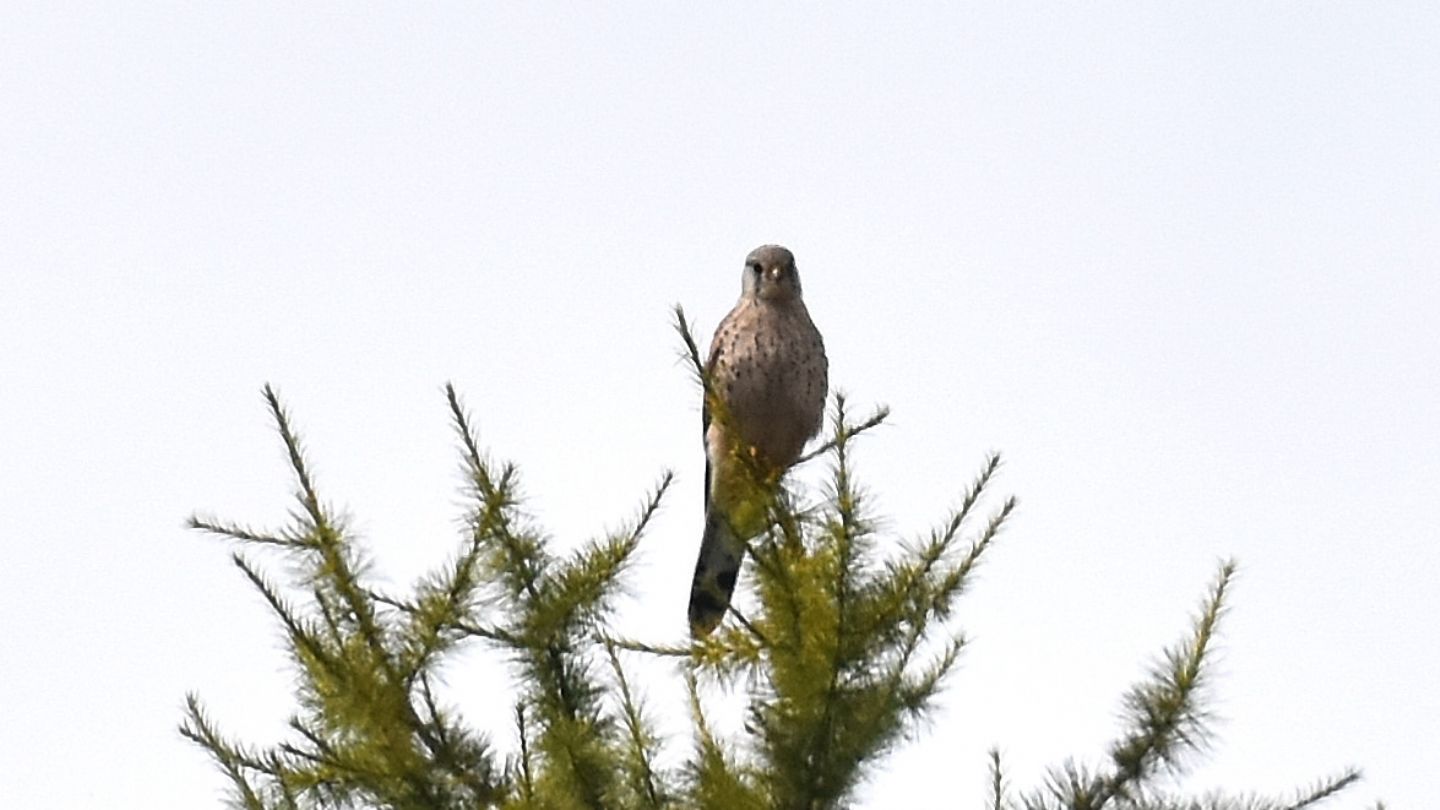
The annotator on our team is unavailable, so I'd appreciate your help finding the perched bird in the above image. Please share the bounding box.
[688,245,828,637]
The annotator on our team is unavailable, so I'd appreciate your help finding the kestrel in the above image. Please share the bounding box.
[688,245,828,637]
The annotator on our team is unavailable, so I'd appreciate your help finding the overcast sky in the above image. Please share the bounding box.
[2,3,1436,807]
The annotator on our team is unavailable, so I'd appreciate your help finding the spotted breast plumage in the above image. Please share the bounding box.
[688,245,828,637]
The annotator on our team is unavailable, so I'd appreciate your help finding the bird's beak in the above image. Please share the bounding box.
[766,267,782,280]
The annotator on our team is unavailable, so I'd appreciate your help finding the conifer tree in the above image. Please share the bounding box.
[181,311,1370,809]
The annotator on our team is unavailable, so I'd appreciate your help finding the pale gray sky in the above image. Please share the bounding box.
[2,4,1436,807]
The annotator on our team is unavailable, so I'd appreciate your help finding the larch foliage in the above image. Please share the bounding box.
[182,310,1370,809]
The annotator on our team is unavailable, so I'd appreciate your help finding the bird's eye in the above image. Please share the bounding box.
[747,261,762,276]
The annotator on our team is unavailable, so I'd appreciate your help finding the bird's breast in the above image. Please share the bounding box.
[711,304,827,468]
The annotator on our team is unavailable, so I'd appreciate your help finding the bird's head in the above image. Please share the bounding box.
[742,244,802,303]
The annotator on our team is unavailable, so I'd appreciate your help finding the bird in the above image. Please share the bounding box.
[688,244,828,637]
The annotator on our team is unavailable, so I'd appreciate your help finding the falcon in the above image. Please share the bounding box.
[689,245,828,637]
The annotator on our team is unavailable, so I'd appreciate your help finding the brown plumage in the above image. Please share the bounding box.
[688,245,828,637]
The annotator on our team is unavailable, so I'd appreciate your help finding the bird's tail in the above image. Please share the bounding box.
[688,508,745,637]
